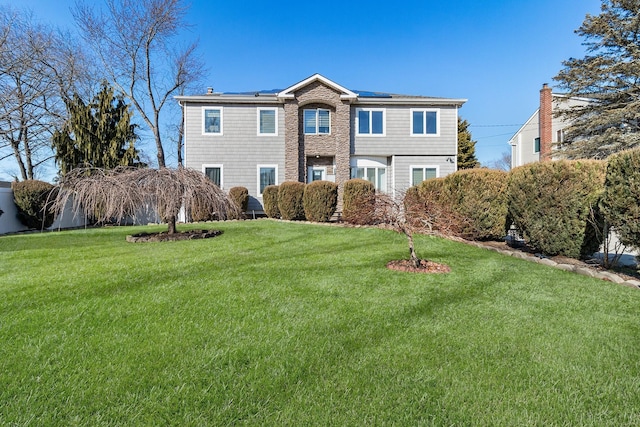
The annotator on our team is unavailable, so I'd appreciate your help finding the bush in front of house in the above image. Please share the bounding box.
[442,169,509,241]
[278,181,306,220]
[408,178,467,237]
[342,178,375,225]
[601,148,640,249]
[506,160,606,258]
[262,185,280,218]
[12,180,56,229]
[229,186,249,212]
[303,180,338,222]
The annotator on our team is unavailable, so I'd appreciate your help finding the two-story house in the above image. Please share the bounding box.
[176,74,466,213]
[509,83,591,168]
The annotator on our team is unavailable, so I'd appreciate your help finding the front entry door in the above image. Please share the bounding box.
[308,167,326,183]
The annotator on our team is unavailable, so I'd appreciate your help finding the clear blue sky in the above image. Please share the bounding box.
[12,0,602,175]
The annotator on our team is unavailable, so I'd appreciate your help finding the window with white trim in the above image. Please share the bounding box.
[350,167,387,192]
[411,109,439,136]
[258,165,278,195]
[410,166,439,186]
[203,165,223,188]
[357,108,385,135]
[258,108,277,135]
[303,109,330,135]
[203,107,223,135]
[350,157,387,192]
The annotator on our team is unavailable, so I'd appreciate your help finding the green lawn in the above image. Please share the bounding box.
[1,220,639,426]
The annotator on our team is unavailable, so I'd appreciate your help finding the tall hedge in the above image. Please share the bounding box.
[601,149,640,249]
[506,160,606,258]
[278,181,306,220]
[412,177,467,237]
[12,180,56,229]
[229,186,249,212]
[441,169,508,240]
[262,185,280,218]
[303,180,338,222]
[342,179,375,225]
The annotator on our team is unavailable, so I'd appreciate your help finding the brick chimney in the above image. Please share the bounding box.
[539,83,553,161]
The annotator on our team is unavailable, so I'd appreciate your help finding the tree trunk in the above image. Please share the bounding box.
[406,231,421,268]
[177,107,184,166]
[155,128,166,168]
[167,215,177,234]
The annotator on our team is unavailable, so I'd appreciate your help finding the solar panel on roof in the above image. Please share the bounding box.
[353,90,393,98]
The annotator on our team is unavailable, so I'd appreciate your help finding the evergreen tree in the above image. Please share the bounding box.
[554,0,640,158]
[457,118,479,169]
[53,83,142,175]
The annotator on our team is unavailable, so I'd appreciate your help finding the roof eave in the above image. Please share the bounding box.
[355,97,467,107]
[277,73,359,100]
[175,94,281,104]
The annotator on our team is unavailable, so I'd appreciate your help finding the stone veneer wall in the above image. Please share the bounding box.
[283,81,352,207]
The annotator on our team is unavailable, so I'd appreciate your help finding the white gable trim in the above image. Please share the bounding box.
[278,73,358,101]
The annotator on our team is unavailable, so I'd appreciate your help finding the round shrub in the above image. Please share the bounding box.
[506,160,606,258]
[278,181,306,221]
[342,179,375,225]
[262,185,280,218]
[442,169,508,240]
[303,180,338,222]
[601,149,640,250]
[229,186,249,212]
[12,180,56,229]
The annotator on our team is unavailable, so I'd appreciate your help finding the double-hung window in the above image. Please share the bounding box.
[203,107,223,135]
[303,109,330,135]
[258,165,278,196]
[357,108,385,135]
[258,108,277,135]
[410,166,438,186]
[203,165,223,188]
[411,109,439,136]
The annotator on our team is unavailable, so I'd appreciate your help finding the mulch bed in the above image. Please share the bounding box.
[386,259,451,274]
[126,229,223,243]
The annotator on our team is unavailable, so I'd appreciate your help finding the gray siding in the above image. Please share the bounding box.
[392,155,455,195]
[183,102,285,211]
[351,105,458,157]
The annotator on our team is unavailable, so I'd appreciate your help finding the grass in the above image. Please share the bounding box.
[1,220,639,426]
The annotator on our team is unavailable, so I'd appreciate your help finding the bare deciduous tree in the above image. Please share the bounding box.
[364,188,466,268]
[53,167,241,234]
[0,6,88,180]
[74,0,204,168]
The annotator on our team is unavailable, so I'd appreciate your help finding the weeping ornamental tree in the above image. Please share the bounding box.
[554,0,640,158]
[53,167,241,235]
[52,83,142,175]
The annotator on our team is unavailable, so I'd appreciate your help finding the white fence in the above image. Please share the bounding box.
[0,182,160,235]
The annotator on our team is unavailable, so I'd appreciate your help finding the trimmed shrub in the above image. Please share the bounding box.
[229,186,249,212]
[303,180,338,222]
[506,160,606,258]
[342,179,375,225]
[601,149,640,249]
[442,169,508,240]
[12,180,56,229]
[410,178,467,237]
[278,181,306,220]
[262,185,280,218]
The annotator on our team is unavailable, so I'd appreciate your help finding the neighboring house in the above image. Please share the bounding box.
[177,74,466,213]
[509,83,590,169]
